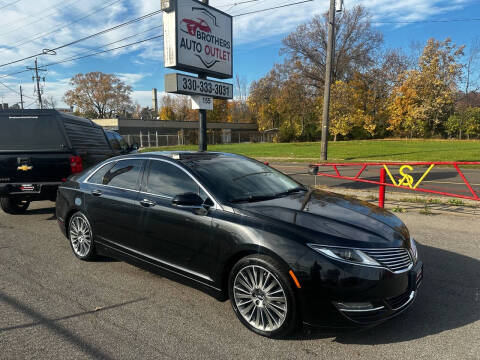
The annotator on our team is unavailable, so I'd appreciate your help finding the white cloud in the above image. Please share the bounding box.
[0,0,475,102]
[117,73,148,85]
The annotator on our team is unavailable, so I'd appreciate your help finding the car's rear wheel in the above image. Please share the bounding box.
[0,197,30,214]
[68,212,96,260]
[229,255,300,338]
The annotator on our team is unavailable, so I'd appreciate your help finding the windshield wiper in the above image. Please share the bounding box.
[273,187,307,198]
[228,194,279,203]
[229,187,307,203]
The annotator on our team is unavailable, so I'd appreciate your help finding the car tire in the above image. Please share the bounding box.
[228,254,300,338]
[68,212,96,261]
[0,197,30,214]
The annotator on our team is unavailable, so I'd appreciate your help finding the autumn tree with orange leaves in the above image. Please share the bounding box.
[64,72,133,118]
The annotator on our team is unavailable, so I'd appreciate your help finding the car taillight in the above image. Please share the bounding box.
[70,155,83,174]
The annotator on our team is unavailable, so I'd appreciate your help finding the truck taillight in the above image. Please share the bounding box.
[70,155,83,174]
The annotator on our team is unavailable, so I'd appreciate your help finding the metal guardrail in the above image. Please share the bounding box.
[309,162,480,208]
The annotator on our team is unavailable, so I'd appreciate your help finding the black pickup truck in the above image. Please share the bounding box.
[0,109,115,214]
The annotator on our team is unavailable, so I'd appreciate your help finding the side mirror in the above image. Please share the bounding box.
[131,144,139,151]
[172,192,204,207]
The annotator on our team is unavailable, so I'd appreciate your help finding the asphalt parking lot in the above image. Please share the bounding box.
[0,201,479,360]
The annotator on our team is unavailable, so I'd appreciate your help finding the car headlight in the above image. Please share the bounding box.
[409,237,418,262]
[307,244,381,267]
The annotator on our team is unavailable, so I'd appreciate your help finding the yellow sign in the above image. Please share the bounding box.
[17,165,33,171]
[383,164,435,189]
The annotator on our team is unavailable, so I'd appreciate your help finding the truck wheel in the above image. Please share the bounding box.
[0,198,30,214]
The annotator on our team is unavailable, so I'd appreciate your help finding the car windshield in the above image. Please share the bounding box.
[183,154,306,203]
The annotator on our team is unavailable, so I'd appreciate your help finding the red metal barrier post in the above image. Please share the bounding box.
[379,168,386,208]
[309,161,480,207]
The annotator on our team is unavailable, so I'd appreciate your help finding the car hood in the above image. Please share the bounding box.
[236,189,410,247]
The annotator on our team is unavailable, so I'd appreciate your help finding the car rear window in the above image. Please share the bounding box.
[0,115,67,151]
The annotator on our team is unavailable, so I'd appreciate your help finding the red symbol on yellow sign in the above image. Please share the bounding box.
[383,164,435,189]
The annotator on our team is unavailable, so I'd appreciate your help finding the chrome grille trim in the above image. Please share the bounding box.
[363,248,413,273]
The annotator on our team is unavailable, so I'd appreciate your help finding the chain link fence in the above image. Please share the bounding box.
[122,130,277,148]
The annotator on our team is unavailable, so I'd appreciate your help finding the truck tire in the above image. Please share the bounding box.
[0,198,30,214]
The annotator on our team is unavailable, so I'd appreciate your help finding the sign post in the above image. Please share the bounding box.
[162,0,233,151]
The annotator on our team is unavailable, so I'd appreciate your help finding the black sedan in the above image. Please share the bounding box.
[56,152,423,338]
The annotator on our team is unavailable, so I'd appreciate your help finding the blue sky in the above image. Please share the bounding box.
[0,0,479,109]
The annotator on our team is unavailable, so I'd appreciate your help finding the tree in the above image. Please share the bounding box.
[159,106,175,120]
[43,96,57,109]
[64,72,133,118]
[447,107,480,139]
[388,38,464,137]
[248,68,283,131]
[209,99,230,122]
[159,94,176,120]
[174,96,196,121]
[281,5,383,90]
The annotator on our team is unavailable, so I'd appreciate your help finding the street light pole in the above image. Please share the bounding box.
[198,0,209,152]
[320,0,336,161]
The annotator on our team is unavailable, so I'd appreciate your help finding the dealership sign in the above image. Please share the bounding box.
[164,73,233,99]
[163,0,233,79]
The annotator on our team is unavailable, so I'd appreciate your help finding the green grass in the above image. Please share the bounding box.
[142,139,480,163]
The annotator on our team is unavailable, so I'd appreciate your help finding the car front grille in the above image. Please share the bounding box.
[362,248,412,272]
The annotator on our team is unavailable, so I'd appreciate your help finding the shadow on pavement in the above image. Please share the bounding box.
[297,243,480,343]
[24,206,56,216]
[0,292,146,358]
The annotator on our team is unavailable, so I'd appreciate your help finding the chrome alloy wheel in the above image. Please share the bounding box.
[233,265,288,332]
[69,214,92,257]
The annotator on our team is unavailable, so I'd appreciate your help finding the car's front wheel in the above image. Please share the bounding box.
[228,255,300,338]
[0,197,30,214]
[68,212,96,260]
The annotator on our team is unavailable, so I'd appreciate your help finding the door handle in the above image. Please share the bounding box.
[91,189,102,197]
[140,199,156,207]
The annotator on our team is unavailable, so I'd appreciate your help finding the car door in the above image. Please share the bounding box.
[85,159,146,251]
[138,159,214,278]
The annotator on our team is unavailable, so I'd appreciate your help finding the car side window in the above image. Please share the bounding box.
[103,159,144,190]
[88,162,116,184]
[146,160,206,199]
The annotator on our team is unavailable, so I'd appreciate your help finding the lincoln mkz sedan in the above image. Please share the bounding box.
[56,152,423,337]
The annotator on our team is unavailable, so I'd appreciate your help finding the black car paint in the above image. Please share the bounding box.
[56,152,421,328]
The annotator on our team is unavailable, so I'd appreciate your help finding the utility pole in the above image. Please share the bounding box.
[320,0,336,161]
[198,0,208,152]
[19,85,24,109]
[27,58,46,109]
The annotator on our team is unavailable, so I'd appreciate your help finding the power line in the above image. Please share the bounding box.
[38,1,316,69]
[0,79,34,99]
[1,0,123,52]
[0,0,79,39]
[372,18,480,24]
[50,11,162,53]
[0,0,21,11]
[50,25,164,65]
[0,0,313,72]
[233,0,314,17]
[0,9,162,69]
[217,0,260,11]
[0,69,31,79]
[42,35,164,68]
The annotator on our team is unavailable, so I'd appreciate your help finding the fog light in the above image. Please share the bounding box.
[333,301,383,312]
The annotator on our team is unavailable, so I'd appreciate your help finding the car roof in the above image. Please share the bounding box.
[0,109,101,128]
[124,151,243,162]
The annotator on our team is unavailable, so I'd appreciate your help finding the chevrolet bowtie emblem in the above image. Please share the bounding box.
[17,165,33,171]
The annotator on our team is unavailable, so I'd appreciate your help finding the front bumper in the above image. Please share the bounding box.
[298,259,423,328]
